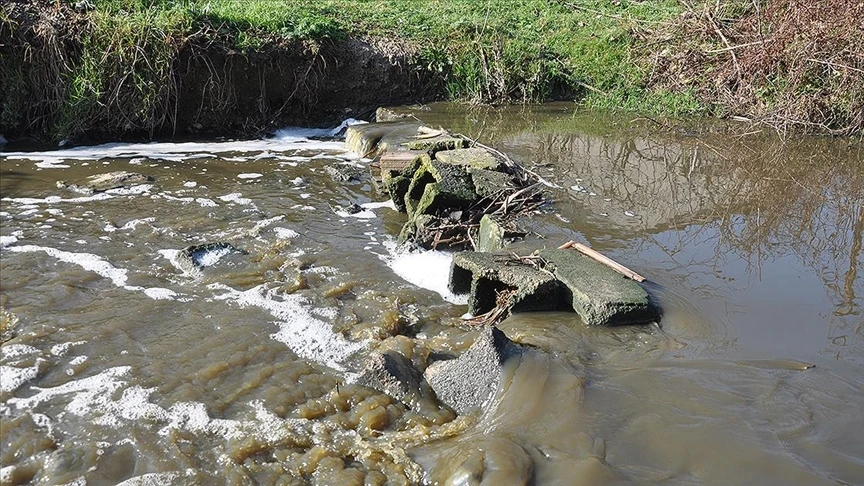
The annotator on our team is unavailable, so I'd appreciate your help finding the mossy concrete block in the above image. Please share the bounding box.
[405,136,468,153]
[449,252,565,316]
[538,249,659,326]
[382,173,411,212]
[468,167,516,198]
[435,147,501,171]
[424,326,521,414]
[405,159,477,218]
[478,215,505,253]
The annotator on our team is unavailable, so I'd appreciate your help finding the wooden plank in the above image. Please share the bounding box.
[557,240,646,282]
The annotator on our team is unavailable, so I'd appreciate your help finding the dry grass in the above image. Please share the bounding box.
[646,0,864,135]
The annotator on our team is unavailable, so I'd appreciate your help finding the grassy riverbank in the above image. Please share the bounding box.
[2,0,861,141]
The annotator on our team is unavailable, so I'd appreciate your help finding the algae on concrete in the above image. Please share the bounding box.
[538,249,659,326]
[449,252,565,316]
[435,147,500,170]
[478,215,505,253]
[405,136,467,153]
[405,158,477,218]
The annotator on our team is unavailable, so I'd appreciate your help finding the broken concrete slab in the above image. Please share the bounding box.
[538,249,659,326]
[353,351,439,413]
[449,252,565,316]
[405,158,477,218]
[424,326,521,415]
[478,215,505,253]
[435,147,501,171]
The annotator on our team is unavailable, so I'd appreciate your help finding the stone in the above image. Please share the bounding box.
[468,167,516,198]
[404,158,477,218]
[538,249,659,326]
[478,215,505,253]
[175,242,244,274]
[424,326,521,415]
[56,171,153,195]
[435,147,501,171]
[324,163,364,183]
[354,351,437,413]
[449,252,565,316]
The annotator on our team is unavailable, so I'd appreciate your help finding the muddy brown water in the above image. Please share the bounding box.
[1,105,862,485]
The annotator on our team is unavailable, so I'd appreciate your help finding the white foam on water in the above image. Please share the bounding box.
[143,288,178,300]
[115,472,182,486]
[6,244,131,287]
[238,173,263,179]
[274,227,300,239]
[195,198,218,207]
[5,366,131,411]
[35,161,71,169]
[218,193,253,205]
[183,181,197,188]
[335,209,377,219]
[380,240,468,305]
[210,283,366,371]
[3,244,182,301]
[196,247,232,267]
[0,235,18,248]
[104,217,155,233]
[3,184,152,207]
[1,344,40,360]
[51,341,86,357]
[1,127,352,164]
[0,364,40,393]
[361,200,398,211]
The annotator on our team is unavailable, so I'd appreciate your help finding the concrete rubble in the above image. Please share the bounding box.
[424,326,521,414]
[345,121,537,250]
[449,249,659,326]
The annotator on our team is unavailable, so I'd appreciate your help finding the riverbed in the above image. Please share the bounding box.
[1,104,862,485]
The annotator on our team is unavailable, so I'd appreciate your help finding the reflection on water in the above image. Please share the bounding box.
[1,106,863,485]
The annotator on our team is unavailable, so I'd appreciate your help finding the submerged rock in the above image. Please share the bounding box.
[354,351,441,414]
[424,326,521,415]
[175,242,244,274]
[56,171,153,195]
[324,163,364,183]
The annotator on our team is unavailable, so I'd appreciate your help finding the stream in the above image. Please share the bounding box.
[1,103,862,485]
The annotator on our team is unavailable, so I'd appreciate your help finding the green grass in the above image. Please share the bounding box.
[3,0,708,140]
[88,0,692,107]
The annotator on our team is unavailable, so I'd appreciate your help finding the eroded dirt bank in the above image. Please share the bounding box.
[0,0,443,143]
